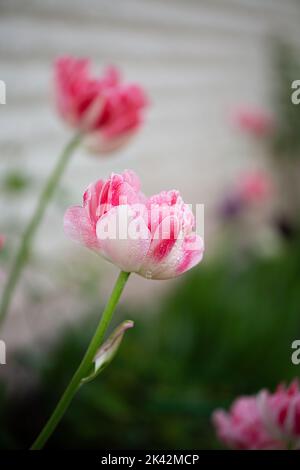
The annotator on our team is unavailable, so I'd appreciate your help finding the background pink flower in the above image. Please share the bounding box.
[213,380,300,450]
[230,105,275,137]
[64,170,204,279]
[237,170,272,205]
[219,170,272,221]
[0,235,5,251]
[54,56,148,152]
[213,396,283,450]
[258,380,300,448]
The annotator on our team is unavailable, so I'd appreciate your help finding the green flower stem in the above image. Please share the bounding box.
[0,133,82,326]
[30,270,130,450]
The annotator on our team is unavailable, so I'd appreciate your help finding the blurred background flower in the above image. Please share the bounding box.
[230,105,275,138]
[212,395,282,450]
[1,0,300,450]
[213,380,300,450]
[54,57,148,154]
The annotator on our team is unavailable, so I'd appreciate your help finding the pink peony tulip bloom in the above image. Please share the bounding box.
[64,170,204,279]
[213,396,283,450]
[54,56,148,153]
[258,380,300,449]
[230,105,274,137]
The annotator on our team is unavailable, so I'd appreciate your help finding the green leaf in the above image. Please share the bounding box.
[81,320,134,385]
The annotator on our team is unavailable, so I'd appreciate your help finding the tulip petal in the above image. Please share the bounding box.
[140,222,204,280]
[176,233,204,275]
[96,205,151,273]
[64,206,99,250]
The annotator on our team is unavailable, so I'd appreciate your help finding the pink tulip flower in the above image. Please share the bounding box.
[230,105,274,138]
[237,170,272,205]
[258,380,300,449]
[213,396,282,450]
[0,235,4,251]
[64,170,204,279]
[213,380,300,450]
[54,56,148,153]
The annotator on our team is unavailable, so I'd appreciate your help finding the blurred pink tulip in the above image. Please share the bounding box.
[237,170,272,205]
[0,235,5,251]
[231,105,274,137]
[258,380,300,448]
[213,380,300,450]
[213,396,282,450]
[54,56,148,153]
[64,170,204,279]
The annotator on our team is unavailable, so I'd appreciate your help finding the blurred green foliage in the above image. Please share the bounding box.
[272,42,300,158]
[0,240,299,449]
[1,170,32,195]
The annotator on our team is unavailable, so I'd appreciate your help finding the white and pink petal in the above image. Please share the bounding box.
[64,206,99,250]
[96,205,151,273]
